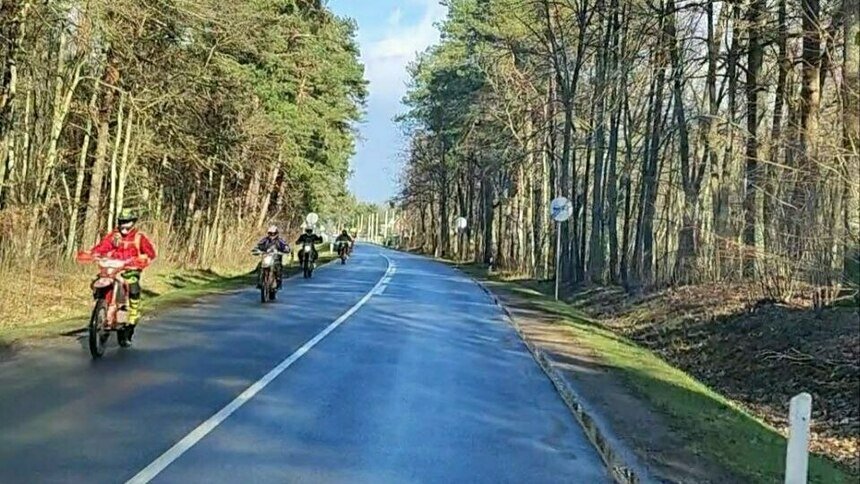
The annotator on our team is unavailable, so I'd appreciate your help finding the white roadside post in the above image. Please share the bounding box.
[785,392,812,484]
[456,217,468,263]
[550,197,573,301]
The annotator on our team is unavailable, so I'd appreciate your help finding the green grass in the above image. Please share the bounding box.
[0,270,254,346]
[457,264,854,484]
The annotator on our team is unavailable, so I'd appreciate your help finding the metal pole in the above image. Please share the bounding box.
[555,222,562,300]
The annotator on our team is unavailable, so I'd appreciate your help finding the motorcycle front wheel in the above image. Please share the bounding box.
[261,269,271,303]
[89,300,109,359]
[268,271,277,301]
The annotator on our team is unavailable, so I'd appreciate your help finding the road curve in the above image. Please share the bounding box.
[0,245,608,483]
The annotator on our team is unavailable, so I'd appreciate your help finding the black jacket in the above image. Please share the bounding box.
[295,233,323,246]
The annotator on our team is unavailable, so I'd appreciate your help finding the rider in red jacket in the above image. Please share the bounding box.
[90,209,156,338]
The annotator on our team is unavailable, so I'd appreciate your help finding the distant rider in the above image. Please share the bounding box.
[89,208,157,342]
[255,225,290,288]
[295,226,324,266]
[335,230,353,255]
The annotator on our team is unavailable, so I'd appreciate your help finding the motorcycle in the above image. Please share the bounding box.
[252,247,285,303]
[336,241,351,264]
[76,252,146,358]
[299,243,315,278]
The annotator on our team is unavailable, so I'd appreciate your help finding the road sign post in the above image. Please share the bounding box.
[550,197,572,301]
[455,217,468,263]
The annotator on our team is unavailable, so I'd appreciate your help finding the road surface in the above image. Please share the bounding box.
[0,245,609,483]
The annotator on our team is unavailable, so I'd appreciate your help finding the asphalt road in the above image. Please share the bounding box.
[0,245,609,483]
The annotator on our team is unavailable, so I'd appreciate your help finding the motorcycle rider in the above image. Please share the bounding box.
[335,229,353,256]
[89,208,157,342]
[255,225,290,288]
[295,226,324,267]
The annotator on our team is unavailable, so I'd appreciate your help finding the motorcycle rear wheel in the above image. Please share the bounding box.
[89,300,109,359]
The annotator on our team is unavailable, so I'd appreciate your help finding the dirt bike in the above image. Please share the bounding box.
[336,241,351,265]
[299,243,315,278]
[76,252,146,359]
[252,247,285,303]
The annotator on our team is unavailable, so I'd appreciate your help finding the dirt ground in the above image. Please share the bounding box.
[567,283,860,473]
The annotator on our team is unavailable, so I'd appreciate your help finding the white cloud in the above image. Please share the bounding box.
[362,0,446,105]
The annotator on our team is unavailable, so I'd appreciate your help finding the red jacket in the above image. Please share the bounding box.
[90,228,157,270]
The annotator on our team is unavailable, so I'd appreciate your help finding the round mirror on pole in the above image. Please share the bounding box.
[550,196,572,301]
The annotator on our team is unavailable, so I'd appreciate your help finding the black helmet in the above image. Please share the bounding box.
[305,227,313,234]
[341,229,348,236]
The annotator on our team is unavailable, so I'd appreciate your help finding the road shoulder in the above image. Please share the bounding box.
[463,270,744,484]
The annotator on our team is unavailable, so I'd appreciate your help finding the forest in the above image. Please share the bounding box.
[0,0,366,269]
[397,0,859,303]
[0,0,368,334]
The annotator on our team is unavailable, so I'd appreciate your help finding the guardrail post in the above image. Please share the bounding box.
[785,392,812,484]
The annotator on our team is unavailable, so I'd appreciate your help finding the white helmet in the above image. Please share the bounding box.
[267,225,279,236]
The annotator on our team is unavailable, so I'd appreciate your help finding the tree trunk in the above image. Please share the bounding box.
[106,93,125,230]
[82,58,120,246]
[589,0,615,283]
[116,101,134,216]
[742,0,764,277]
[670,2,701,284]
[791,0,821,260]
[0,1,31,202]
[65,86,98,257]
[843,0,860,275]
[256,164,279,228]
[38,32,83,203]
[713,3,741,279]
[605,0,626,284]
[764,0,788,254]
[483,178,495,264]
[633,34,667,288]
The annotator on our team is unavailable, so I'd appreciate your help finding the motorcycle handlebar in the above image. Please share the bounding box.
[76,251,147,269]
[251,249,287,256]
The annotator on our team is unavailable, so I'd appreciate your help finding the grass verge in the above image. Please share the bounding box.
[457,264,854,484]
[0,255,333,350]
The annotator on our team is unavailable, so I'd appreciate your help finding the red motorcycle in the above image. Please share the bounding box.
[76,252,147,358]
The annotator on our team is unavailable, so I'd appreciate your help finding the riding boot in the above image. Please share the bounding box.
[123,298,139,342]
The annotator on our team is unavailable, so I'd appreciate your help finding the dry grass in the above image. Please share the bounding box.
[568,282,860,473]
[0,217,284,346]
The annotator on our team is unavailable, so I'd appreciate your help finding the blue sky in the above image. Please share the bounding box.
[327,0,446,204]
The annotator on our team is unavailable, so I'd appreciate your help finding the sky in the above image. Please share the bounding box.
[327,0,446,204]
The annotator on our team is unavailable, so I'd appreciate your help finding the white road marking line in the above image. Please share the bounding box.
[126,254,395,484]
